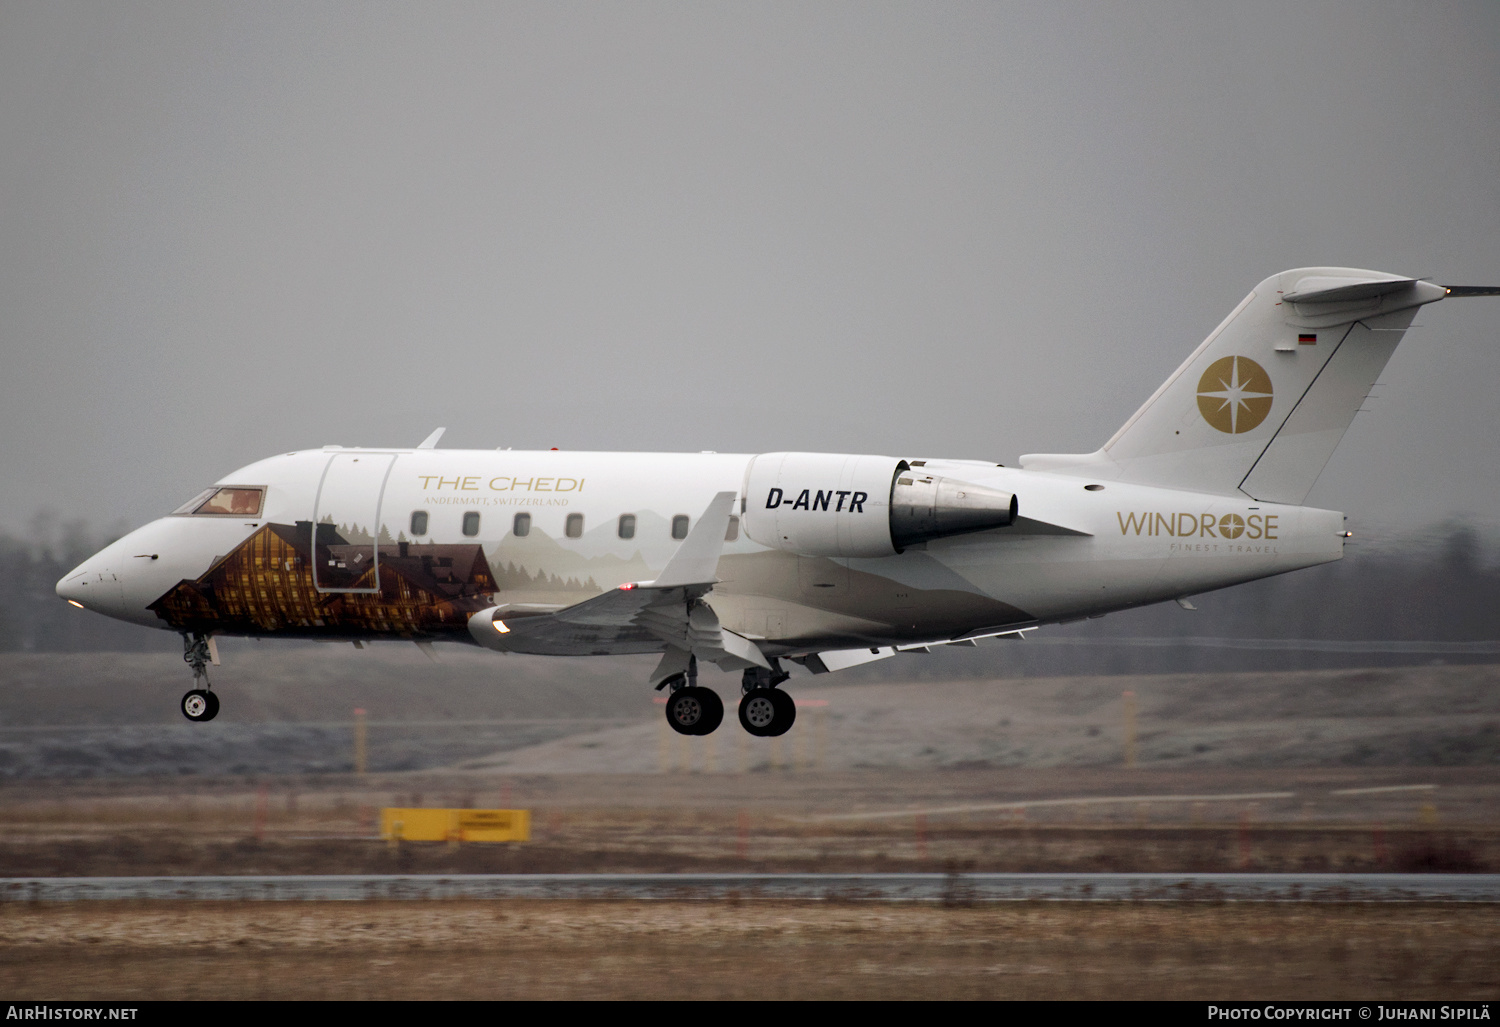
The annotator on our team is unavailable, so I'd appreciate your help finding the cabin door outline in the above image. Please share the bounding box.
[312,452,398,594]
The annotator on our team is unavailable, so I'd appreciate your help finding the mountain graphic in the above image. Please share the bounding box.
[485,523,654,605]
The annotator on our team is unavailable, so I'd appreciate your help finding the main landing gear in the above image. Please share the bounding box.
[662,655,725,736]
[664,685,724,736]
[660,657,796,738]
[738,663,795,738]
[180,632,220,723]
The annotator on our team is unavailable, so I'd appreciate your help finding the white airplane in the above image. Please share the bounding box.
[57,268,1496,735]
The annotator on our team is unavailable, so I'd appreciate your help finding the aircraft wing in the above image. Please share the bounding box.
[484,580,712,654]
[467,492,770,673]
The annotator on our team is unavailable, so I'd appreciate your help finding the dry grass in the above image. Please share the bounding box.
[0,901,1495,1000]
[0,766,1495,875]
[0,805,1493,877]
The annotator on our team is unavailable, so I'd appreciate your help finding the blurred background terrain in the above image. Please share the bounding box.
[1,515,1495,778]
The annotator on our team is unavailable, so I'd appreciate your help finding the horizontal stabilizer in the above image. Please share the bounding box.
[1281,275,1422,304]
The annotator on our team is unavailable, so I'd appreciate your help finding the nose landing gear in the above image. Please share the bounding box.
[180,632,220,723]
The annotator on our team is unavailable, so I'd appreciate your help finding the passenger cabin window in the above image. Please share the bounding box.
[565,513,584,539]
[410,511,429,536]
[671,515,690,540]
[618,514,636,540]
[462,512,481,537]
[513,512,531,538]
[175,487,265,517]
[726,515,739,542]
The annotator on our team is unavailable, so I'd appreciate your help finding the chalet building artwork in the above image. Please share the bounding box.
[150,521,496,637]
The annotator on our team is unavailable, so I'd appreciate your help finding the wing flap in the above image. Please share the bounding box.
[465,490,769,669]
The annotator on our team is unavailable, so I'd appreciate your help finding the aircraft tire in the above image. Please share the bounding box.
[763,688,796,737]
[181,689,219,723]
[738,688,786,737]
[695,687,724,735]
[664,687,708,736]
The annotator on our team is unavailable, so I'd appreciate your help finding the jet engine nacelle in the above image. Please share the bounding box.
[741,452,1017,558]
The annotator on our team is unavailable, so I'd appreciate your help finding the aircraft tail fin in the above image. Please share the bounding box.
[1020,267,1448,503]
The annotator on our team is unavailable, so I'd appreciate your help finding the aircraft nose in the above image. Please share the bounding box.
[55,573,81,603]
[56,556,123,611]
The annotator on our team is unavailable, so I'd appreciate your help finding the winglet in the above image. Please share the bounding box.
[417,427,447,450]
[652,491,737,588]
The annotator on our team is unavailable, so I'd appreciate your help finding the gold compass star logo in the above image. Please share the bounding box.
[1197,356,1273,434]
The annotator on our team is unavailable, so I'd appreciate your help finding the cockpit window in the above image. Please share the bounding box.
[174,486,266,517]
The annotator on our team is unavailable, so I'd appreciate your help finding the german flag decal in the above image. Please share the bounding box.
[1298,333,1317,345]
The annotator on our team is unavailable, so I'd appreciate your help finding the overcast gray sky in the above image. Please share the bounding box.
[3,1,1498,544]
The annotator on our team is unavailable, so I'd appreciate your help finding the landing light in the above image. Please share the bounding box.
[67,600,85,609]
[493,619,510,634]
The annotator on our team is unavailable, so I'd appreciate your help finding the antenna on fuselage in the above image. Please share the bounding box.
[416,427,447,450]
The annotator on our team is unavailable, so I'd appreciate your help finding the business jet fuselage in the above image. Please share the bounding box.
[56,267,1491,735]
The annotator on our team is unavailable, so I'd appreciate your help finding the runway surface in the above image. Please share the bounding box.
[2,873,1498,902]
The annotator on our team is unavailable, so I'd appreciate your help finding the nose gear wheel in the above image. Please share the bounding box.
[181,689,219,722]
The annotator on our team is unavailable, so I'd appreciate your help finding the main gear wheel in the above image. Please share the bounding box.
[664,685,724,736]
[738,687,795,737]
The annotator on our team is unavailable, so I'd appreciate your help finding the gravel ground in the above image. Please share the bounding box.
[1,901,1495,1000]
